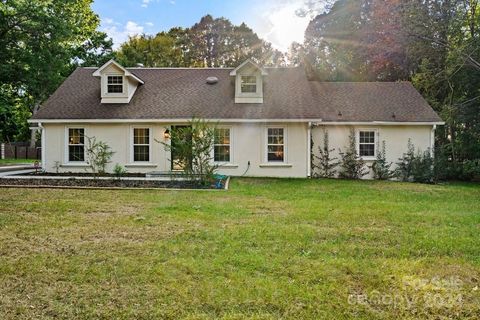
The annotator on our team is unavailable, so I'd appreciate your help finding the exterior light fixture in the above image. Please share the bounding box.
[164,129,171,139]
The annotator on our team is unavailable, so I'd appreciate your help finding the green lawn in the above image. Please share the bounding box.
[0,158,36,165]
[0,178,479,319]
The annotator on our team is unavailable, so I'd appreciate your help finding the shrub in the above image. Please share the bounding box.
[161,118,218,186]
[85,136,115,177]
[412,149,434,183]
[395,139,416,181]
[113,163,127,179]
[462,159,480,180]
[313,129,339,178]
[338,129,368,179]
[371,141,393,180]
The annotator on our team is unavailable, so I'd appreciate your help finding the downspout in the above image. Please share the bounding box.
[38,122,46,171]
[430,124,436,157]
[307,122,312,178]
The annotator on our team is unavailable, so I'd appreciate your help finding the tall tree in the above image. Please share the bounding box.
[0,0,113,143]
[116,15,285,68]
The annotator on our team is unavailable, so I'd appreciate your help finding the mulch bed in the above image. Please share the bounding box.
[24,172,146,178]
[0,178,225,190]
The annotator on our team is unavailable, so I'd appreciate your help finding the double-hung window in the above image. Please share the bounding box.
[267,128,284,162]
[68,128,85,162]
[107,75,123,93]
[133,128,150,162]
[214,128,230,162]
[240,76,257,93]
[358,130,376,157]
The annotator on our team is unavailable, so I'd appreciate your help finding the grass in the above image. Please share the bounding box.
[0,158,36,165]
[0,178,479,319]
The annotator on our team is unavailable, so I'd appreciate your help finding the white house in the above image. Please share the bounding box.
[29,59,443,178]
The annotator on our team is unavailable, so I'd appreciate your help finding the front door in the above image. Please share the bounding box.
[170,125,192,171]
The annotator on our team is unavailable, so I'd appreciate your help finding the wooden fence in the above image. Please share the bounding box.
[1,143,41,160]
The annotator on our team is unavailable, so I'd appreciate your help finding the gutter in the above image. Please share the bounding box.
[307,122,312,178]
[38,122,46,171]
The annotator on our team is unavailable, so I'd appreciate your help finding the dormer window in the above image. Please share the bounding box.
[230,59,267,104]
[93,60,144,104]
[241,76,257,93]
[107,76,123,93]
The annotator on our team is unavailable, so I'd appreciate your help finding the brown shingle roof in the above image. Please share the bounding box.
[32,67,442,122]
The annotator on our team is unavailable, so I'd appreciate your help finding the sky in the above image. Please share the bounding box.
[92,0,325,52]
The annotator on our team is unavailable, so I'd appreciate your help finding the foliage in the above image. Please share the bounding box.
[411,150,435,184]
[0,0,113,143]
[161,118,218,186]
[300,0,480,180]
[85,136,115,177]
[313,129,339,178]
[116,15,285,68]
[338,129,368,179]
[113,163,127,179]
[371,140,394,180]
[395,140,435,183]
[395,139,416,182]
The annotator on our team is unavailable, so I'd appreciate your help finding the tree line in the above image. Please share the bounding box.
[1,0,479,179]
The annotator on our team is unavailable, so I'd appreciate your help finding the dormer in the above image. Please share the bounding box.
[92,60,144,104]
[230,59,267,104]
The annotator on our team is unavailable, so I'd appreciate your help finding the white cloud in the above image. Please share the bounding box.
[145,22,154,27]
[141,0,152,8]
[102,20,145,49]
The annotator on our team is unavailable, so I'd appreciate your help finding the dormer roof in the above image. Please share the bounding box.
[92,59,144,84]
[229,59,268,76]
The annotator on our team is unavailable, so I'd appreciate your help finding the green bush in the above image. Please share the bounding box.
[113,163,127,179]
[371,141,394,180]
[313,129,339,178]
[338,129,368,179]
[395,139,416,182]
[462,159,480,180]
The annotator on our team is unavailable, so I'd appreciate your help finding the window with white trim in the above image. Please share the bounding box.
[68,128,85,162]
[358,131,376,157]
[267,128,284,162]
[214,128,230,162]
[133,128,150,162]
[240,75,257,93]
[107,75,123,93]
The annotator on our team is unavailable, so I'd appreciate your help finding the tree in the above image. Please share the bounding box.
[371,141,393,180]
[395,139,416,182]
[299,0,480,180]
[338,129,368,179]
[161,118,218,186]
[313,129,339,178]
[116,32,184,67]
[85,136,115,177]
[116,15,285,68]
[0,0,113,144]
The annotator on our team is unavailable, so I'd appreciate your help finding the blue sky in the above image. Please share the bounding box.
[92,0,325,52]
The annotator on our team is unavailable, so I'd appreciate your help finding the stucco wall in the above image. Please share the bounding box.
[42,122,309,178]
[311,125,434,179]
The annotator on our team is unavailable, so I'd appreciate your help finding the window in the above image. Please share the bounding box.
[359,131,376,157]
[107,76,123,93]
[267,128,284,162]
[68,128,85,162]
[133,128,150,162]
[240,75,257,93]
[214,128,230,162]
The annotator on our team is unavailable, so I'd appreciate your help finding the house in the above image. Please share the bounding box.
[29,59,443,178]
